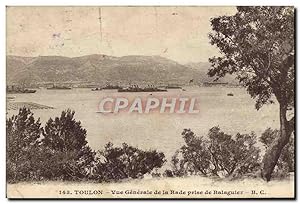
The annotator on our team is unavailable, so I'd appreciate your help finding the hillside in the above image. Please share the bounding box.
[184,62,238,85]
[7,54,236,86]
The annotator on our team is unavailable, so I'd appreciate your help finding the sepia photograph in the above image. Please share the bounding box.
[5,5,295,199]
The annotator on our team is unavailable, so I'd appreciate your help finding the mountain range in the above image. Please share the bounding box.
[7,54,236,86]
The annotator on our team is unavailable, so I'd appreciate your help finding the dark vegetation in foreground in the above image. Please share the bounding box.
[7,108,294,183]
[164,128,294,179]
[7,108,165,183]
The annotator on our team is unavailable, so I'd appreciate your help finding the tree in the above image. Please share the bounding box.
[170,127,260,178]
[7,108,43,182]
[175,129,211,176]
[208,6,294,181]
[42,109,95,180]
[43,109,88,151]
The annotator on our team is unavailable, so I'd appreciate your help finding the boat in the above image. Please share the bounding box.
[47,85,72,90]
[76,84,99,88]
[118,86,167,92]
[92,84,122,91]
[6,96,16,100]
[165,85,182,89]
[101,85,122,90]
[203,82,229,87]
[91,87,101,91]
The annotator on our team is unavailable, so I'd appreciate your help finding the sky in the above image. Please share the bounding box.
[6,6,236,64]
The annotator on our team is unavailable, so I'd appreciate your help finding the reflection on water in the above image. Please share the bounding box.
[7,87,279,164]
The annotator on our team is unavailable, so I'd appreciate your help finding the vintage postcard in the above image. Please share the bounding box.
[6,6,295,199]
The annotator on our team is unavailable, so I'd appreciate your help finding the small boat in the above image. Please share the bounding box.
[166,85,182,89]
[227,93,234,96]
[97,111,113,114]
[6,96,16,100]
[91,87,101,91]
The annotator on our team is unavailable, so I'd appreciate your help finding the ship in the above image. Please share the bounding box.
[6,96,16,100]
[203,82,229,87]
[92,84,122,91]
[47,85,72,90]
[91,87,101,91]
[165,85,182,89]
[118,85,167,92]
[102,85,122,90]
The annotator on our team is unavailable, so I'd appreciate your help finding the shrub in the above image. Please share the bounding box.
[260,128,294,177]
[7,109,166,183]
[208,127,260,177]
[170,129,211,177]
[163,169,175,177]
[92,142,166,181]
[170,127,261,178]
[7,108,43,182]
[41,109,95,181]
[43,109,88,151]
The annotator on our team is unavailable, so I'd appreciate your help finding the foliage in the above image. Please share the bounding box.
[7,108,43,182]
[39,109,95,180]
[92,142,166,181]
[170,130,211,177]
[208,6,294,181]
[169,127,261,178]
[208,6,294,110]
[7,109,95,182]
[7,108,165,183]
[42,109,88,151]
